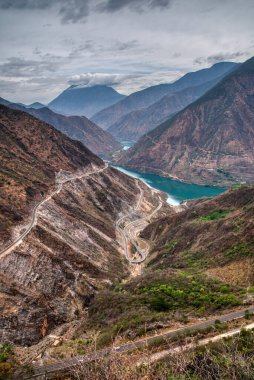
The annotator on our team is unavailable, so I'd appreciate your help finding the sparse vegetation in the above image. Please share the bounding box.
[56,328,254,380]
[88,270,243,348]
[198,209,230,222]
[0,343,14,380]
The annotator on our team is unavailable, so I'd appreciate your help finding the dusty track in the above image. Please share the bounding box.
[0,164,108,260]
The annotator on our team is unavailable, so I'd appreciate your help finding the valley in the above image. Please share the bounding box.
[1,55,254,380]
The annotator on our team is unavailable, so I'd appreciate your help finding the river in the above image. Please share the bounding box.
[113,166,226,206]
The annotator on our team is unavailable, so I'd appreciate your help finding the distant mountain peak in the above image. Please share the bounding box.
[48,84,126,118]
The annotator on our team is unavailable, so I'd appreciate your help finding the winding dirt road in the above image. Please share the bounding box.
[116,180,162,264]
[0,164,108,260]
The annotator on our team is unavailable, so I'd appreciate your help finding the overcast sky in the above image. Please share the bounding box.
[0,0,253,104]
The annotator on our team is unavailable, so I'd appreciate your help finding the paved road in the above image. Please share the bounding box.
[0,164,107,260]
[24,306,254,379]
[140,321,254,365]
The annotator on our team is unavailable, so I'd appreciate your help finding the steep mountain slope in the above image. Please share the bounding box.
[0,99,121,159]
[0,105,165,346]
[108,79,219,140]
[0,104,101,244]
[119,56,254,187]
[142,185,254,286]
[92,62,238,130]
[27,107,122,159]
[72,185,254,353]
[48,85,126,118]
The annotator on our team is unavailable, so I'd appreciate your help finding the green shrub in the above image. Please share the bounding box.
[150,296,170,312]
[0,343,13,363]
[198,209,230,222]
[225,243,251,258]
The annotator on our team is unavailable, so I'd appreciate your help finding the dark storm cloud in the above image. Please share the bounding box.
[97,0,171,13]
[0,0,171,23]
[0,0,52,10]
[0,0,91,23]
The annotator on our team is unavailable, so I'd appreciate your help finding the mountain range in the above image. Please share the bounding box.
[48,84,126,118]
[119,56,254,187]
[107,79,222,140]
[92,62,238,133]
[0,97,121,159]
[1,56,254,376]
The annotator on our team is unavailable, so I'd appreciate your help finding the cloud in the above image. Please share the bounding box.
[0,0,171,23]
[58,0,90,24]
[68,73,132,87]
[0,0,91,23]
[0,0,52,10]
[194,51,247,65]
[0,56,62,78]
[68,70,183,93]
[96,0,171,13]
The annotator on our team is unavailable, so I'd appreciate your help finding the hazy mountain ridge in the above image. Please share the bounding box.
[49,85,126,118]
[108,79,223,140]
[0,98,121,159]
[92,62,238,130]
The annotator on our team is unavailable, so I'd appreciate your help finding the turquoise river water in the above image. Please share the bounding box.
[113,166,226,206]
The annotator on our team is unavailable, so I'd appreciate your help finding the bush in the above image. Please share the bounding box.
[198,209,230,222]
[150,296,170,312]
[0,343,13,363]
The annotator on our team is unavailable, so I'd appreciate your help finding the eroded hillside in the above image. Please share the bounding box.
[0,105,168,346]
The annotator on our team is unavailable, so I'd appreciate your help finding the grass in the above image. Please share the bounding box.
[198,209,230,222]
[225,243,252,259]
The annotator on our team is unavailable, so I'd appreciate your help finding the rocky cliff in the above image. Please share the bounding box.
[119,56,254,187]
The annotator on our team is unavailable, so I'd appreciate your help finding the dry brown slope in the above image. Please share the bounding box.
[119,56,254,187]
[0,105,165,346]
[141,185,254,286]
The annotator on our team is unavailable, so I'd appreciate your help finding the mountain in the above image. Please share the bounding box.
[0,104,101,245]
[0,96,11,106]
[26,102,45,109]
[119,56,254,187]
[48,85,126,118]
[0,98,121,159]
[108,79,220,140]
[27,107,122,160]
[92,62,238,130]
[0,104,164,345]
[141,185,254,286]
[80,184,254,362]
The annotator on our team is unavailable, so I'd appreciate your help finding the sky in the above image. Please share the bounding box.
[0,0,253,104]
